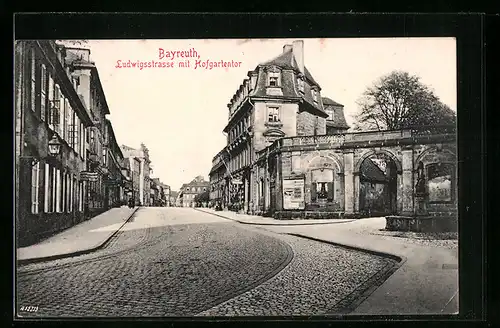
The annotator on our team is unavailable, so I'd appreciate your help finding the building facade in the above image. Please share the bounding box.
[209,41,457,230]
[178,176,210,207]
[120,143,152,206]
[103,119,126,208]
[15,41,115,246]
[209,40,343,213]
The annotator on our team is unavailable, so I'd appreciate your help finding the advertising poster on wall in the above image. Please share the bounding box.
[283,179,305,210]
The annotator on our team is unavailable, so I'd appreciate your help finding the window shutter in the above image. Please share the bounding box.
[311,182,317,202]
[44,163,49,212]
[327,182,334,202]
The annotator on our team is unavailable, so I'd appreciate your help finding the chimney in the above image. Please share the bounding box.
[283,44,293,53]
[292,40,305,74]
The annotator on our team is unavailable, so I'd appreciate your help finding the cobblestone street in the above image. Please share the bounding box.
[17,208,396,317]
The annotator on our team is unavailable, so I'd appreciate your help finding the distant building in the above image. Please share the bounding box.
[121,143,152,206]
[178,176,210,207]
[169,190,178,207]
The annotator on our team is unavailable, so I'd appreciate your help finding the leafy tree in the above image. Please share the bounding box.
[194,191,210,205]
[353,71,456,131]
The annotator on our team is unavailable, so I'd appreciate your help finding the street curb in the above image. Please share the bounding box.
[287,233,406,264]
[17,207,140,266]
[194,208,356,226]
[286,233,407,315]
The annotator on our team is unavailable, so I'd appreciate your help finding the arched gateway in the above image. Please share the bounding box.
[243,127,456,224]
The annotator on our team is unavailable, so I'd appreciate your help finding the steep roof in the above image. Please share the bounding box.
[360,159,388,183]
[323,97,350,130]
[261,50,320,87]
[322,97,344,107]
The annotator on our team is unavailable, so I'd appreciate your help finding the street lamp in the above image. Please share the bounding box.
[48,134,62,156]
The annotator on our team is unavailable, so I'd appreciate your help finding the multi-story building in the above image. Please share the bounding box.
[103,119,127,208]
[120,143,152,206]
[64,45,111,216]
[15,41,127,246]
[178,176,210,207]
[209,40,349,214]
[15,41,94,246]
[158,182,171,207]
[209,41,456,226]
[169,191,178,207]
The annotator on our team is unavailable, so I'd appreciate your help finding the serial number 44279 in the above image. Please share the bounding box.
[19,306,38,313]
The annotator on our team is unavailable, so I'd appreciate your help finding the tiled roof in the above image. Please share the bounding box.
[322,97,343,107]
[251,48,327,118]
[360,159,388,183]
[261,50,320,87]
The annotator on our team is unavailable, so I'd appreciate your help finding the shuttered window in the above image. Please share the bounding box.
[56,169,62,212]
[31,162,40,214]
[40,64,47,121]
[44,163,50,212]
[30,49,36,112]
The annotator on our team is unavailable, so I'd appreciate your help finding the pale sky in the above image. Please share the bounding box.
[85,38,456,191]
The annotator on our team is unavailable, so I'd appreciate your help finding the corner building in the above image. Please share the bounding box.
[210,40,349,215]
[209,40,457,224]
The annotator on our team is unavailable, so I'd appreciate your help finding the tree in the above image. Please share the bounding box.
[194,191,210,207]
[353,71,456,131]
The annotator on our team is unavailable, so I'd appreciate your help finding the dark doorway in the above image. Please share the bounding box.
[359,153,398,216]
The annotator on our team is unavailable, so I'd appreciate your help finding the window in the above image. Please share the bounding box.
[40,64,47,121]
[47,78,55,129]
[427,163,454,203]
[73,115,80,153]
[186,187,190,192]
[269,76,278,87]
[267,72,280,87]
[60,94,66,139]
[51,167,57,213]
[69,176,74,212]
[79,181,84,212]
[56,169,62,212]
[103,149,107,165]
[297,77,305,93]
[53,84,62,134]
[31,162,40,214]
[29,49,36,112]
[326,108,334,121]
[311,89,318,103]
[267,106,280,122]
[62,171,66,212]
[80,123,85,156]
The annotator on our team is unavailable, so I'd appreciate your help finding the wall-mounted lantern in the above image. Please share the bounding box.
[48,134,62,156]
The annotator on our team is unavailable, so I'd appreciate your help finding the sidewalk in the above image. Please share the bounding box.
[195,208,355,225]
[201,210,459,315]
[17,206,139,265]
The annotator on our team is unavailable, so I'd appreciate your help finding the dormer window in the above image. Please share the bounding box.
[311,89,319,103]
[326,108,335,121]
[267,72,280,87]
[297,76,305,93]
[269,76,278,87]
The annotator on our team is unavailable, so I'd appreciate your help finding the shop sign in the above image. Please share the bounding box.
[283,179,305,210]
[232,179,243,185]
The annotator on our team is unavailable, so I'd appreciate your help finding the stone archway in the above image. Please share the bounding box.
[356,149,401,216]
[303,154,344,211]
